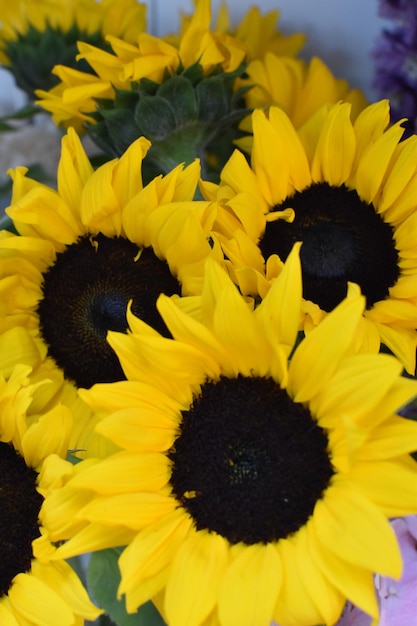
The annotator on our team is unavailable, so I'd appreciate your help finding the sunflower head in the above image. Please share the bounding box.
[0,126,224,460]
[205,100,417,374]
[41,251,417,626]
[0,363,102,623]
[0,0,147,98]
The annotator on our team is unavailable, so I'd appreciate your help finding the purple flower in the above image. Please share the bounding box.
[372,0,417,136]
[377,0,417,22]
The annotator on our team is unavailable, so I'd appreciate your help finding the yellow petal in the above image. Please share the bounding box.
[80,493,176,530]
[21,404,73,469]
[355,122,405,203]
[311,102,356,186]
[57,127,94,214]
[112,136,150,207]
[294,525,345,625]
[8,572,74,626]
[315,484,402,578]
[70,451,170,494]
[311,353,403,429]
[0,601,20,626]
[359,416,417,459]
[288,293,365,402]
[348,459,417,517]
[218,543,282,626]
[164,531,229,626]
[54,523,135,561]
[31,559,102,621]
[256,242,302,361]
[308,521,379,619]
[118,510,192,601]
[273,536,325,626]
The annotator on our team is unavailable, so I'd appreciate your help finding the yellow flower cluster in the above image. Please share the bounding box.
[0,2,416,626]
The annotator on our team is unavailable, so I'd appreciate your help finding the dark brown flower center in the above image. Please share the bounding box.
[0,442,43,596]
[259,182,400,311]
[37,234,181,388]
[169,375,334,545]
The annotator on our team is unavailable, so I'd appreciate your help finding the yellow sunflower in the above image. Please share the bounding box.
[40,249,417,626]
[203,100,417,374]
[0,0,146,97]
[171,0,306,61]
[35,0,247,131]
[234,54,368,155]
[0,127,222,455]
[0,363,102,625]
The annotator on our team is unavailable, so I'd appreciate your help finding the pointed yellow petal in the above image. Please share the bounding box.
[308,521,379,619]
[218,543,281,626]
[348,459,417,517]
[70,451,170,494]
[8,573,74,626]
[31,559,102,621]
[0,602,20,626]
[311,102,356,186]
[118,510,192,594]
[165,531,229,626]
[315,485,402,578]
[57,127,94,213]
[355,122,405,203]
[256,242,302,359]
[311,353,403,429]
[273,536,324,626]
[54,523,135,560]
[288,293,365,402]
[80,493,176,530]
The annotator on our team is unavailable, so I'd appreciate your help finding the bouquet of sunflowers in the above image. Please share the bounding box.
[0,1,416,625]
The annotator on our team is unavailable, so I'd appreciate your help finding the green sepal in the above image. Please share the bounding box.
[3,23,108,98]
[87,548,167,626]
[134,94,177,140]
[92,107,142,157]
[86,61,253,181]
[196,73,229,121]
[181,60,205,85]
[157,75,197,126]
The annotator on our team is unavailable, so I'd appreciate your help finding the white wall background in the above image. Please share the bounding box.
[0,0,387,107]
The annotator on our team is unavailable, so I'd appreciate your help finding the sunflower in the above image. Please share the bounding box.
[35,0,247,132]
[0,127,222,455]
[234,54,368,155]
[170,1,306,61]
[41,250,417,626]
[0,0,147,97]
[0,363,102,625]
[203,100,417,374]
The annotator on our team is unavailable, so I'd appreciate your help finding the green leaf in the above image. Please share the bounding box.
[87,548,167,626]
